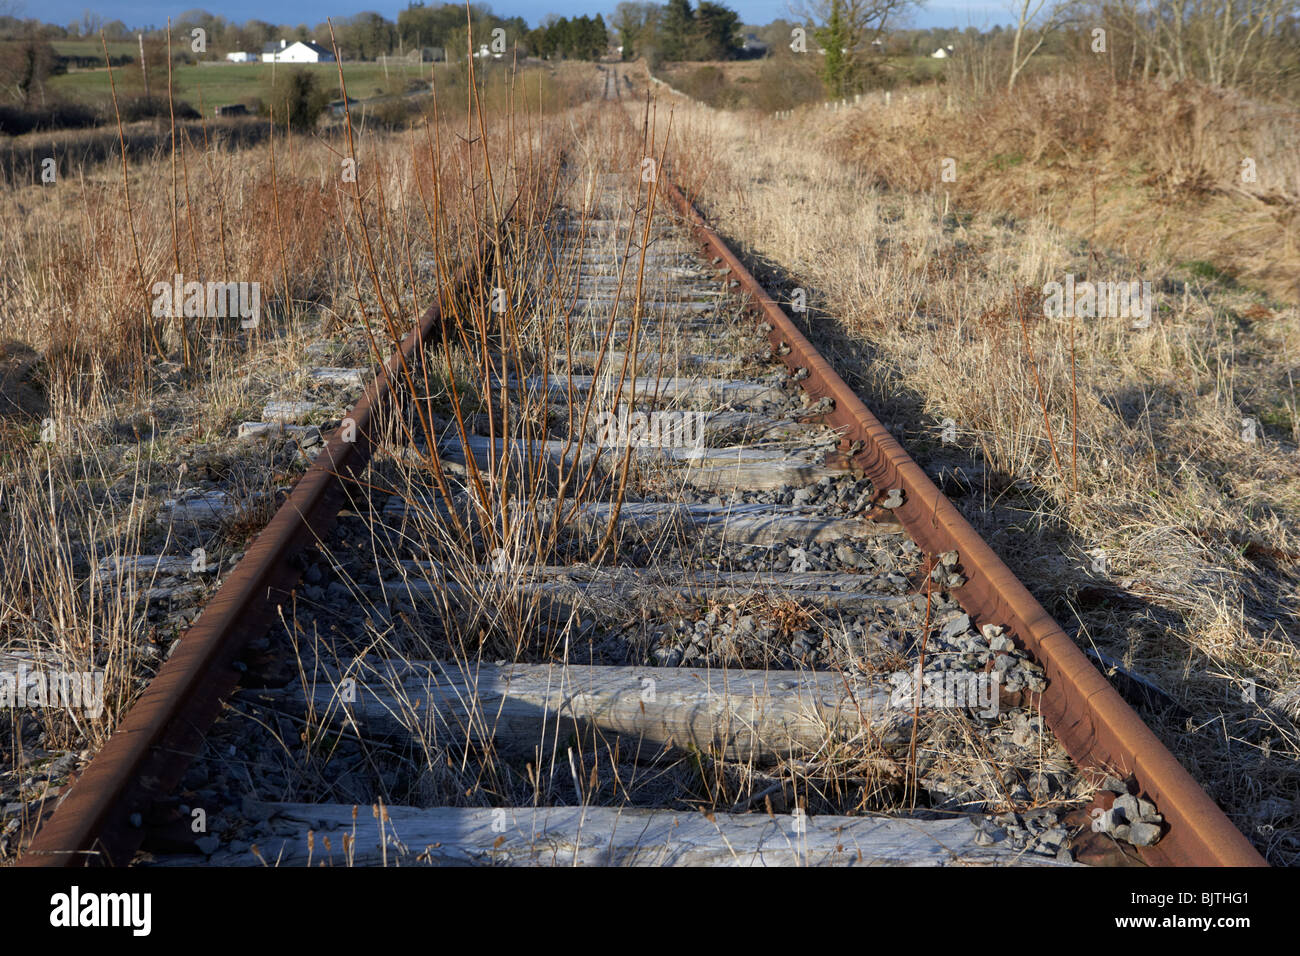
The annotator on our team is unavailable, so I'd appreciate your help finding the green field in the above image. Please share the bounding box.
[51,39,140,58]
[48,61,434,111]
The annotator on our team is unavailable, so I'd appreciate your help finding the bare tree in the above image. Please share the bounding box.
[1082,0,1294,91]
[1150,0,1292,88]
[79,9,104,38]
[1007,0,1074,90]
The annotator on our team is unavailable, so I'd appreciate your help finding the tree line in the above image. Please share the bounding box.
[611,0,744,63]
[784,0,1298,98]
[0,1,753,68]
[527,15,609,61]
[5,0,1291,110]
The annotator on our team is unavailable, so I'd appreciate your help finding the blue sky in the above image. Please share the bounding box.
[29,0,1015,32]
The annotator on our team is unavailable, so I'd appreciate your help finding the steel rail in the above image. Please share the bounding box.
[20,76,1264,865]
[18,254,491,866]
[653,166,1265,867]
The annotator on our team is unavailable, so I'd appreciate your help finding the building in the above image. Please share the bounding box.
[261,39,335,63]
[931,45,954,58]
[224,51,258,63]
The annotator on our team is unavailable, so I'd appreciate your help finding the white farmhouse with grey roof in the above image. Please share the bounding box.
[261,39,335,63]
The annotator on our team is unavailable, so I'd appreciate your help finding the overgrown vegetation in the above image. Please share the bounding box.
[0,57,596,860]
[665,65,1300,863]
[264,68,330,131]
[834,73,1299,302]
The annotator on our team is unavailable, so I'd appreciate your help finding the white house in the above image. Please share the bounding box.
[931,44,954,58]
[261,39,334,63]
[225,51,257,62]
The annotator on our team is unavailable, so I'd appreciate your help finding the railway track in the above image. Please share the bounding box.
[16,68,1264,868]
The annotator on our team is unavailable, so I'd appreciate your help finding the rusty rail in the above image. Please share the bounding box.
[18,257,489,866]
[655,168,1265,867]
[19,84,1264,865]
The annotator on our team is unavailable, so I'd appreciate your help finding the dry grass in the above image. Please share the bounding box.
[244,91,1083,835]
[654,72,1300,863]
[0,58,596,831]
[830,71,1299,302]
[0,69,1099,862]
[11,58,1277,863]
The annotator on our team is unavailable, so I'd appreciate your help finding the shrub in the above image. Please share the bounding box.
[751,59,823,111]
[674,65,739,108]
[0,101,99,135]
[368,97,413,130]
[263,68,330,132]
[114,95,200,122]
